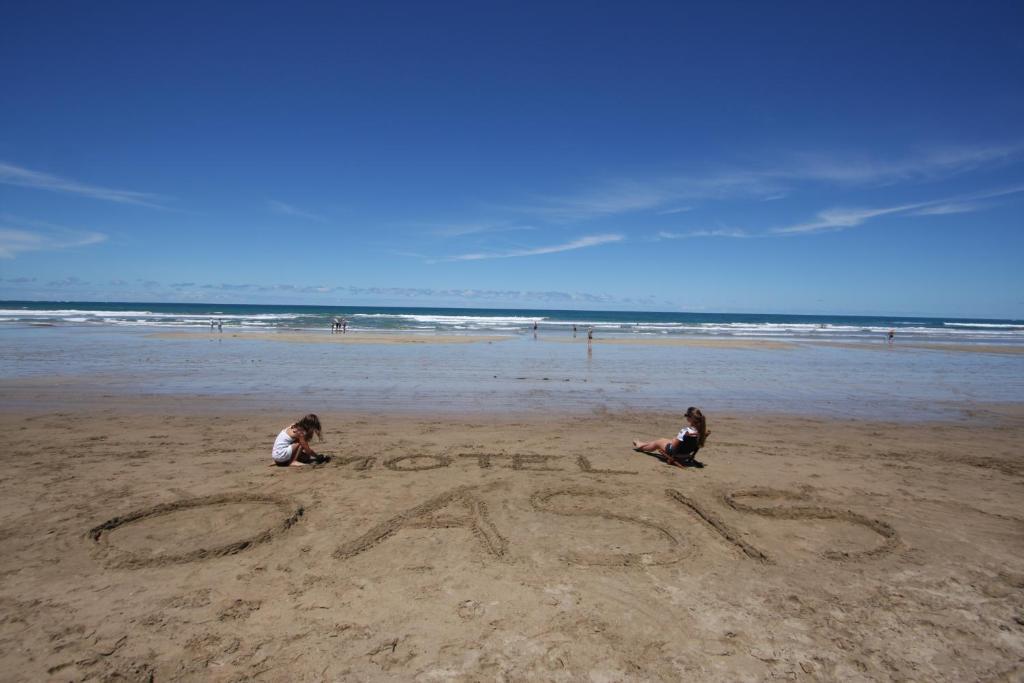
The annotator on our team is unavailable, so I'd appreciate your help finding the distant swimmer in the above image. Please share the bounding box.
[210,320,215,332]
[888,329,895,344]
[331,317,340,334]
[342,318,347,334]
[587,326,594,344]
[217,319,223,333]
[573,324,578,338]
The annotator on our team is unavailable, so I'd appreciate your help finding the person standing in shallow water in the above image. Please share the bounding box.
[888,329,895,345]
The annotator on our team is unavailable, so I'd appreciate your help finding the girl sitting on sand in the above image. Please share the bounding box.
[632,407,709,468]
[271,414,325,467]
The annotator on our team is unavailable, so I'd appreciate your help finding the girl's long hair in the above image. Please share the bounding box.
[685,407,708,446]
[294,413,323,441]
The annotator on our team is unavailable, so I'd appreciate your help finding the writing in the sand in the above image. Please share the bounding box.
[91,485,900,570]
[333,453,637,474]
[332,485,900,568]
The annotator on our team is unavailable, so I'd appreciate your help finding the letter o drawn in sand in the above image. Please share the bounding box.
[88,493,303,569]
[383,454,453,471]
[723,487,899,560]
[530,487,687,567]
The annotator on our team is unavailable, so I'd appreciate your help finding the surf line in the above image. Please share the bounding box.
[325,453,639,475]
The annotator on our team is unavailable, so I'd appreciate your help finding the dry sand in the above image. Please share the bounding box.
[1,401,1023,681]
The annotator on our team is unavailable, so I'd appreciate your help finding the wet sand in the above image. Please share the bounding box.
[1,397,1022,681]
[545,337,796,350]
[149,331,514,345]
[147,330,1024,355]
[807,340,1024,356]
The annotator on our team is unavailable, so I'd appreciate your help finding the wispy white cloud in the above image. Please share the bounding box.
[0,161,166,208]
[788,141,1024,185]
[772,183,1024,235]
[0,215,107,258]
[658,228,750,239]
[47,276,89,287]
[911,202,982,216]
[448,233,624,261]
[402,220,539,238]
[509,142,1024,222]
[771,204,923,235]
[267,200,325,222]
[519,173,784,222]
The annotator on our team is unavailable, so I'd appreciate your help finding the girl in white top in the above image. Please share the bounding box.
[272,414,323,467]
[632,407,708,468]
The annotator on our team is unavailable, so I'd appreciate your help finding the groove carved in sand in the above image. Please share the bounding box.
[723,487,900,560]
[331,455,376,470]
[383,454,453,471]
[529,487,686,566]
[665,489,771,563]
[88,493,303,569]
[333,486,507,560]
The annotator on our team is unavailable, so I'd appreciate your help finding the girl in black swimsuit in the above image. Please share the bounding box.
[632,407,708,467]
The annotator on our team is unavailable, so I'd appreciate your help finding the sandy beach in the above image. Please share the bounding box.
[1,397,1022,681]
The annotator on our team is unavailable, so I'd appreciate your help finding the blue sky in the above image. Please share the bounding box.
[1,1,1022,317]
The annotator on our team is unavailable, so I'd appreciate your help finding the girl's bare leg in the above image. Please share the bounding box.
[632,438,672,454]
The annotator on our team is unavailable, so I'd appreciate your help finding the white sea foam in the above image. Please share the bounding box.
[352,313,542,325]
[944,322,1024,329]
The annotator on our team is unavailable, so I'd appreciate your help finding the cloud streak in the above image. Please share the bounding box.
[658,228,750,239]
[268,200,325,222]
[0,162,166,208]
[0,215,107,258]
[510,142,1024,222]
[772,183,1024,235]
[448,233,623,261]
[423,221,538,238]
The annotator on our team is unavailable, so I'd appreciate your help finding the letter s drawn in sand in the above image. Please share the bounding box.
[529,488,686,567]
[333,486,507,561]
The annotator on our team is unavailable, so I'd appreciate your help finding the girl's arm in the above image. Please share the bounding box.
[296,430,318,456]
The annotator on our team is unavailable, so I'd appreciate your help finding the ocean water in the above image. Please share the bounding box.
[1,300,1023,346]
[1,302,1023,420]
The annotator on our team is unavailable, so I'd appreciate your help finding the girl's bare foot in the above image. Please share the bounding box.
[632,440,643,451]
